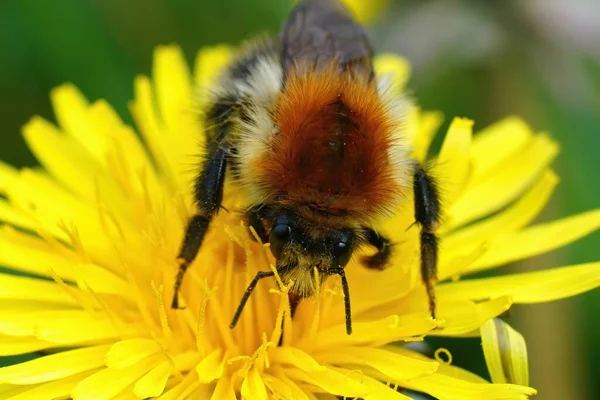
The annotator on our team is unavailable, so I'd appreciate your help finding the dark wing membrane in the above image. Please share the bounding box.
[280,0,374,79]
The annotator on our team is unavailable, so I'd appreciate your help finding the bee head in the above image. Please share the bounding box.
[265,208,356,296]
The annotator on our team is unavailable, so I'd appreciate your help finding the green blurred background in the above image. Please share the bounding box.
[1,0,599,398]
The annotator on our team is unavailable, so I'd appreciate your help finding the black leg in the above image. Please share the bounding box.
[172,43,281,308]
[171,146,229,309]
[329,268,352,335]
[413,166,441,319]
[362,228,392,270]
[172,215,210,308]
[230,271,276,329]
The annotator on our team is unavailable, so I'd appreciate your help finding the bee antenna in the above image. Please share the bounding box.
[230,270,276,329]
[330,268,352,335]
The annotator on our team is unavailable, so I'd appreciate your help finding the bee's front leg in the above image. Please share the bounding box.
[171,145,229,309]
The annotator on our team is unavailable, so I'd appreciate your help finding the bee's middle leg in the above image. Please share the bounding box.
[362,228,392,270]
[246,206,270,244]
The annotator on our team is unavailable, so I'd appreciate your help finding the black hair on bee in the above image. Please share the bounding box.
[171,0,441,335]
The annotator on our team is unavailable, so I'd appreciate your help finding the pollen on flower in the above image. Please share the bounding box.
[195,279,216,354]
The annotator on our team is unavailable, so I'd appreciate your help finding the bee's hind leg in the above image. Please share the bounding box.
[413,165,441,319]
[362,166,441,319]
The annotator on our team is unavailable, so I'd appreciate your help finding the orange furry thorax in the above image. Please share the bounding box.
[251,65,406,224]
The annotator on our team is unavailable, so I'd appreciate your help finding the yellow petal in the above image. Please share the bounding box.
[1,169,137,272]
[384,351,535,400]
[2,168,91,240]
[470,117,533,182]
[411,110,444,163]
[0,384,22,398]
[0,306,137,346]
[0,336,58,356]
[0,161,18,195]
[267,372,312,400]
[481,319,529,386]
[436,118,473,205]
[105,339,162,369]
[439,170,558,278]
[130,76,178,191]
[330,368,413,400]
[4,372,97,400]
[285,366,368,398]
[323,366,413,400]
[473,210,600,269]
[0,202,37,233]
[22,116,126,208]
[362,377,412,400]
[401,370,536,400]
[433,296,513,337]
[0,345,110,385]
[438,262,600,304]
[171,351,201,373]
[211,373,236,400]
[72,354,162,400]
[262,374,299,400]
[373,350,534,399]
[50,84,109,162]
[22,117,97,201]
[383,347,489,384]
[109,391,139,400]
[436,362,489,384]
[158,370,198,400]
[0,307,112,338]
[91,99,161,202]
[193,45,229,154]
[0,229,129,295]
[270,347,325,373]
[196,348,224,383]
[0,274,78,305]
[374,53,411,93]
[133,360,171,398]
[184,382,213,399]
[152,45,199,197]
[316,346,438,381]
[241,367,267,400]
[310,314,435,348]
[448,133,558,229]
[340,261,414,318]
[193,45,232,94]
[153,45,192,133]
[341,0,389,23]
[34,311,125,345]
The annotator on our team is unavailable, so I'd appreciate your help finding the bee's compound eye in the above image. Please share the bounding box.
[333,241,352,267]
[269,224,291,258]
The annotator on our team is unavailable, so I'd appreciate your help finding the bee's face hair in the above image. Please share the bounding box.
[263,206,358,298]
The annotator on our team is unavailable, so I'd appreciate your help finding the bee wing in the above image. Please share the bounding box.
[280,0,374,79]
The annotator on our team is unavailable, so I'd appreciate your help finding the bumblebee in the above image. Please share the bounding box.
[171,0,441,335]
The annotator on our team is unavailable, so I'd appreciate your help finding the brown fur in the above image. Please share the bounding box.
[250,64,404,225]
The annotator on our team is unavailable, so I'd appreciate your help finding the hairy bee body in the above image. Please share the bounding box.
[173,0,441,335]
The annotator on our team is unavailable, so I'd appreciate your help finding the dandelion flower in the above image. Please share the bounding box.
[0,43,600,400]
[341,0,390,23]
